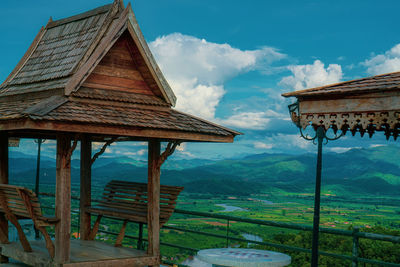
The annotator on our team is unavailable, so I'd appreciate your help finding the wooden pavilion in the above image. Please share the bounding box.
[0,1,240,266]
[283,71,400,138]
[283,71,400,266]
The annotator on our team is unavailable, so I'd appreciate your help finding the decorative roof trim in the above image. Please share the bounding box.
[126,7,177,106]
[64,3,177,107]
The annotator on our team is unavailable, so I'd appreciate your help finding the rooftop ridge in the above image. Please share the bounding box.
[282,70,400,97]
[46,3,113,29]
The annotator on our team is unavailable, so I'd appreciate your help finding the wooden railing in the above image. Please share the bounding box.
[38,192,400,267]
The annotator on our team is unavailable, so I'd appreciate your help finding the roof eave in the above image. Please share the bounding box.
[0,118,235,143]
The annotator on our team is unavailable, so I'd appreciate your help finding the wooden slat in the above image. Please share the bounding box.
[92,64,144,80]
[101,194,177,206]
[97,201,175,214]
[83,73,151,91]
[0,120,235,143]
[82,82,154,95]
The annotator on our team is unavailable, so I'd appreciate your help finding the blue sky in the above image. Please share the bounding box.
[2,0,400,160]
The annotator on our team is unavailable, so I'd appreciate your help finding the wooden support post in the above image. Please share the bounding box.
[115,220,128,247]
[0,132,8,263]
[55,135,72,263]
[147,140,160,266]
[80,135,92,240]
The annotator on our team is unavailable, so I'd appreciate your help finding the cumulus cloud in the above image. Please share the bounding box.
[363,44,400,75]
[257,134,312,151]
[254,141,274,150]
[280,60,343,90]
[172,143,195,158]
[218,109,285,130]
[327,147,359,153]
[150,33,285,120]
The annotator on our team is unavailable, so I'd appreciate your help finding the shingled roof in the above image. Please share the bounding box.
[282,71,400,98]
[0,0,240,142]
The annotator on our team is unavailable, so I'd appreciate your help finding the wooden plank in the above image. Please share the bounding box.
[0,120,235,143]
[0,239,155,266]
[126,11,177,106]
[82,82,154,95]
[82,73,152,94]
[55,135,72,263]
[147,140,160,264]
[80,135,92,240]
[65,6,131,95]
[64,255,159,267]
[0,132,8,263]
[299,94,400,114]
[92,64,144,81]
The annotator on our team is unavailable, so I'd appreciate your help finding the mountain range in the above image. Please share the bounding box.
[8,145,400,197]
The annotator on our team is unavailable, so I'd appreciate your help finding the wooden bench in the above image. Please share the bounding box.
[85,180,183,247]
[0,184,58,258]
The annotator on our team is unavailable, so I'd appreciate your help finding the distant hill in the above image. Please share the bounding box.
[8,145,400,196]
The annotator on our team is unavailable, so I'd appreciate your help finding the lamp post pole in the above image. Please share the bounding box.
[311,126,325,267]
[34,138,43,239]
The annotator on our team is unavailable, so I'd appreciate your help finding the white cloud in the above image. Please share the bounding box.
[219,112,270,130]
[218,109,285,130]
[172,143,195,158]
[328,147,354,153]
[254,141,273,149]
[150,33,285,120]
[175,143,186,152]
[137,149,146,156]
[266,134,313,152]
[369,144,385,148]
[280,60,343,90]
[363,44,400,75]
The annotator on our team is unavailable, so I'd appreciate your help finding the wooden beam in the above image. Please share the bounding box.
[64,6,131,95]
[55,135,72,263]
[80,135,92,240]
[147,140,160,266]
[0,132,8,263]
[0,120,235,143]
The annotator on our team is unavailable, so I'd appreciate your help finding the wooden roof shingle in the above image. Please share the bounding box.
[1,4,114,94]
[282,71,400,98]
[0,0,240,142]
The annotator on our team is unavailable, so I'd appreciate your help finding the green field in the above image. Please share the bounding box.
[32,183,400,266]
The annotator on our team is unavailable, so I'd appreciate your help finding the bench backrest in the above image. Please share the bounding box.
[0,184,42,219]
[99,180,183,222]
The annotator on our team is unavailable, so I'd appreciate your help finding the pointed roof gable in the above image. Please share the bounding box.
[1,3,118,93]
[0,1,240,142]
[0,0,176,106]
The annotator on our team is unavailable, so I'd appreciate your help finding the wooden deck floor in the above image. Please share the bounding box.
[0,240,158,267]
